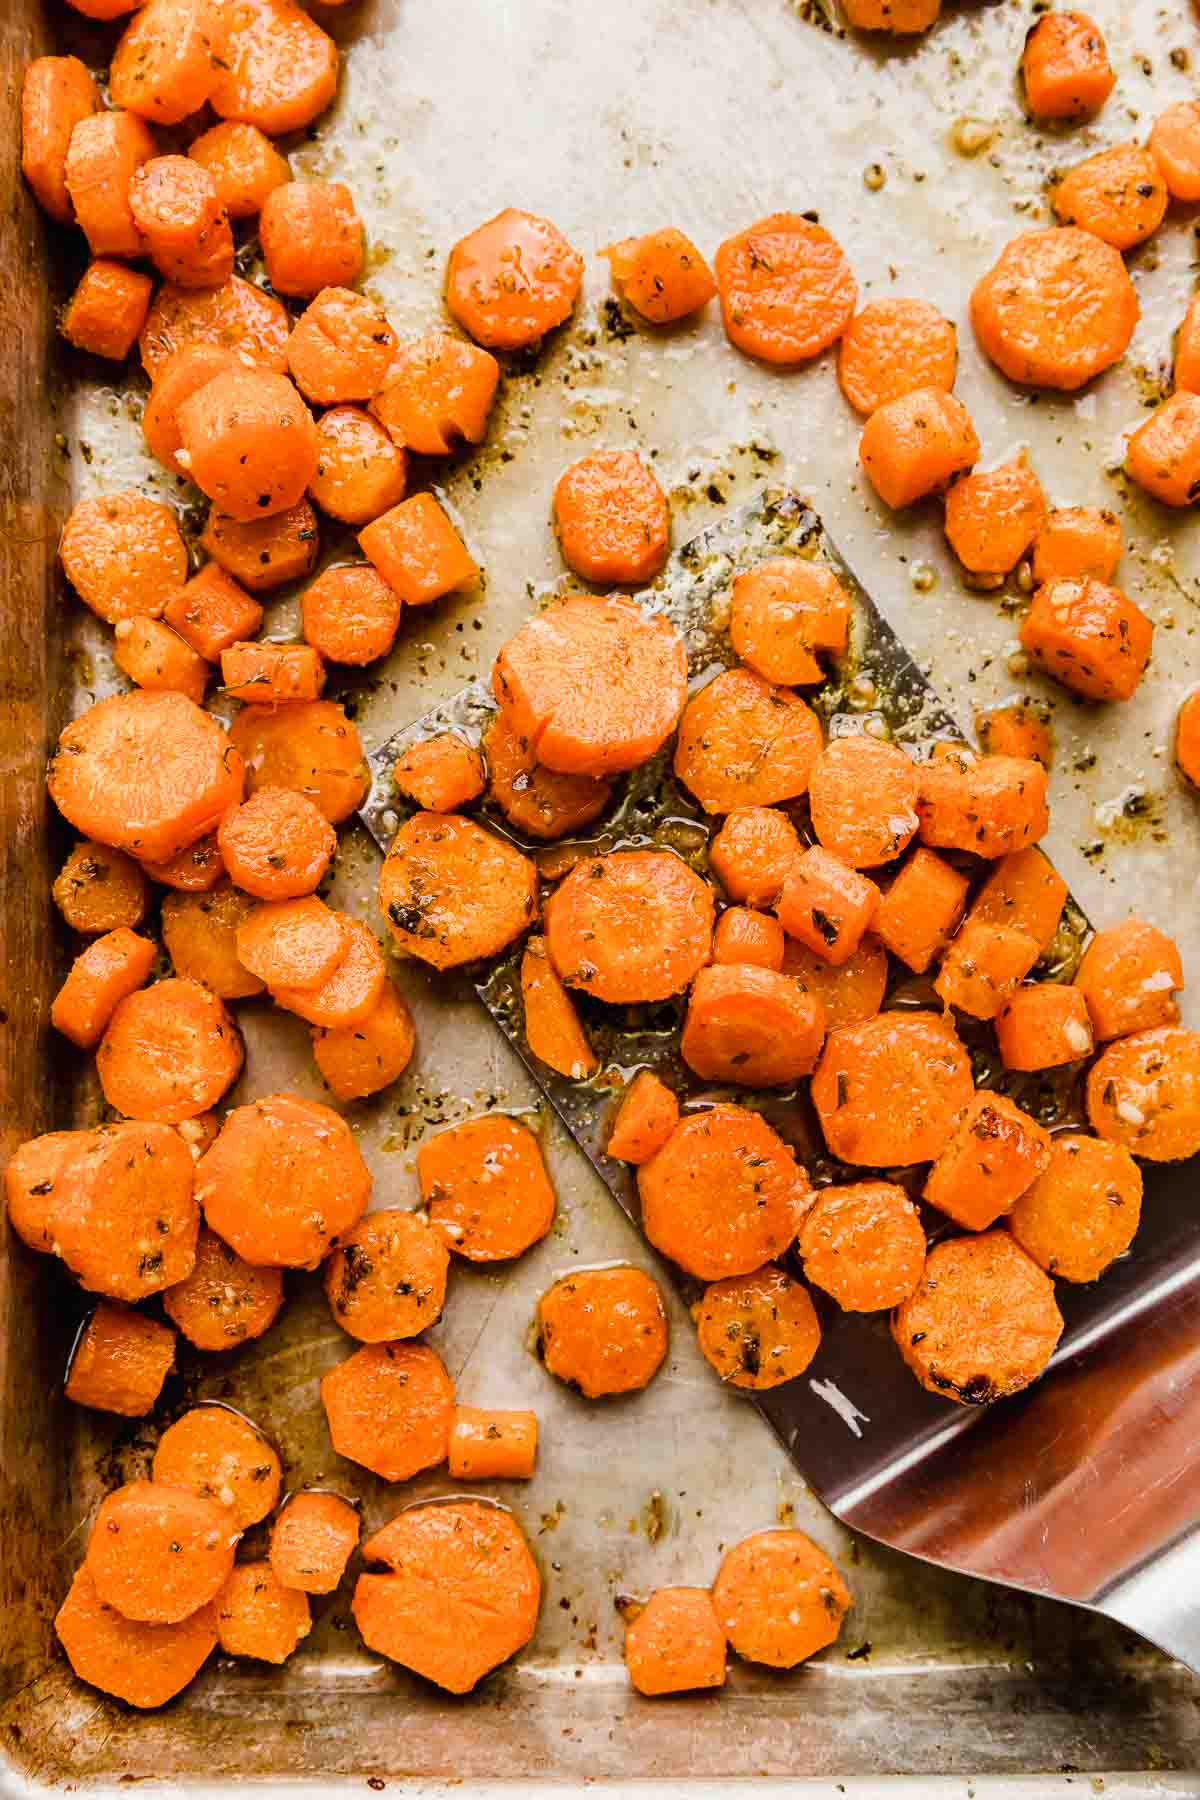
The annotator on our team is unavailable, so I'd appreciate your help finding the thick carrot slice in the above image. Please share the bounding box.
[418,1112,555,1262]
[637,1104,808,1280]
[808,735,919,869]
[221,641,326,705]
[811,1011,973,1166]
[923,1091,1051,1231]
[445,208,584,350]
[604,228,716,324]
[544,849,713,1002]
[153,1405,281,1529]
[712,905,785,970]
[272,916,386,1028]
[49,690,244,863]
[715,213,856,364]
[110,0,227,125]
[60,492,187,626]
[354,1500,540,1693]
[1021,576,1153,701]
[968,846,1066,954]
[189,120,290,218]
[307,407,409,527]
[129,154,232,289]
[553,450,670,585]
[837,298,957,416]
[944,453,1045,579]
[231,698,367,823]
[53,840,148,935]
[162,1225,283,1349]
[6,1132,97,1255]
[859,387,980,509]
[287,288,397,406]
[210,0,339,136]
[934,918,1040,1020]
[624,1588,726,1696]
[681,963,825,1086]
[494,594,687,778]
[1009,1133,1142,1282]
[1087,1025,1200,1161]
[996,983,1093,1070]
[1176,689,1200,787]
[144,346,243,476]
[269,1491,359,1594]
[1126,392,1200,508]
[1052,143,1167,251]
[140,276,290,381]
[218,787,335,901]
[52,927,156,1050]
[65,110,158,258]
[140,831,225,893]
[55,1568,217,1710]
[917,748,1048,858]
[843,0,938,27]
[873,847,967,973]
[448,1407,538,1480]
[693,1263,820,1389]
[1150,101,1200,211]
[65,1302,175,1417]
[322,1341,453,1480]
[607,1070,679,1164]
[323,1208,448,1344]
[974,702,1052,767]
[47,1121,198,1300]
[114,615,210,705]
[235,895,343,989]
[709,805,802,907]
[1073,916,1183,1043]
[775,846,879,966]
[1022,11,1114,119]
[537,1266,668,1397]
[893,1231,1063,1404]
[1031,505,1122,585]
[260,181,363,298]
[84,1479,238,1623]
[711,1530,850,1668]
[798,1181,925,1311]
[358,493,477,605]
[392,733,485,813]
[203,499,320,592]
[179,368,318,520]
[971,227,1138,390]
[380,811,536,969]
[729,558,850,686]
[371,332,500,455]
[196,1091,371,1267]
[215,1562,310,1662]
[675,668,823,813]
[310,975,415,1101]
[521,936,598,1079]
[1176,294,1200,396]
[97,978,243,1123]
[300,565,401,669]
[21,56,101,224]
[61,259,154,361]
[782,935,888,1031]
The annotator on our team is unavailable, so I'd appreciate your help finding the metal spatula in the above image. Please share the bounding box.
[359,490,1200,1672]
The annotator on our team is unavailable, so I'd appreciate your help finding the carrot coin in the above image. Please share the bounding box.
[709,805,802,907]
[448,1407,538,1481]
[418,1112,555,1262]
[392,732,485,813]
[60,258,154,361]
[162,1225,284,1350]
[64,109,157,259]
[781,935,888,1032]
[995,983,1094,1072]
[110,0,228,125]
[164,561,264,658]
[260,181,364,298]
[21,56,101,224]
[944,452,1045,579]
[98,978,243,1123]
[60,492,187,626]
[638,1104,809,1281]
[894,1231,1063,1405]
[837,298,957,416]
[521,935,598,1079]
[1022,11,1114,120]
[970,227,1138,390]
[379,812,537,969]
[923,1091,1051,1231]
[287,287,397,406]
[47,1120,198,1301]
[693,1264,820,1389]
[215,1562,310,1663]
[544,849,714,1003]
[798,1181,925,1311]
[807,734,919,869]
[1074,916,1183,1041]
[1052,143,1167,252]
[323,1208,449,1343]
[218,787,335,900]
[446,207,584,350]
[52,927,156,1049]
[210,0,339,137]
[715,212,856,364]
[1149,101,1200,203]
[859,387,980,509]
[624,1588,727,1696]
[230,698,368,824]
[604,227,716,325]
[1031,505,1122,585]
[53,839,148,935]
[303,563,403,664]
[84,1479,238,1624]
[1086,1025,1200,1161]
[1008,1133,1142,1283]
[55,1568,217,1710]
[129,155,234,288]
[140,275,290,381]
[180,368,318,522]
[1176,689,1200,787]
[934,918,1040,1021]
[1020,576,1153,701]
[553,450,670,585]
[140,831,226,893]
[711,1530,850,1668]
[606,1069,679,1164]
[729,557,850,687]
[153,1404,281,1530]
[712,905,786,970]
[161,882,265,999]
[307,407,409,527]
[65,1302,176,1417]
[1126,392,1200,509]
[681,963,825,1087]
[537,1266,668,1398]
[188,120,290,219]
[235,895,344,989]
[272,917,387,1029]
[370,332,500,455]
[269,1491,360,1594]
[9,1131,90,1260]
[675,668,823,813]
[916,748,1048,858]
[322,1341,453,1481]
[811,1011,973,1166]
[311,975,416,1102]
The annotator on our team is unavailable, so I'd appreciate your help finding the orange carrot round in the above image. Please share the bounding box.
[218,787,336,901]
[11,1129,116,1253]
[923,1091,1051,1230]
[418,1112,555,1262]
[995,982,1094,1071]
[144,344,242,473]
[380,811,537,969]
[141,832,227,892]
[1074,916,1183,1041]
[675,668,823,812]
[859,387,980,509]
[60,492,187,626]
[55,1568,218,1710]
[446,207,584,350]
[606,1069,679,1164]
[307,406,409,526]
[162,1225,284,1350]
[811,1011,973,1166]
[65,109,157,259]
[370,332,500,456]
[110,0,227,125]
[230,698,368,824]
[215,1562,310,1662]
[1009,1133,1142,1283]
[46,1121,199,1301]
[161,881,265,999]
[272,916,386,1027]
[321,1341,454,1481]
[693,1263,820,1389]
[179,367,318,521]
[153,1404,282,1530]
[545,849,713,1003]
[114,615,210,706]
[303,563,403,664]
[894,1231,1063,1404]
[1126,392,1200,509]
[484,710,611,839]
[392,733,486,813]
[1020,577,1153,701]
[21,56,101,224]
[624,1587,726,1696]
[1031,505,1122,585]
[837,298,957,416]
[54,840,148,937]
[97,978,243,1123]
[782,935,888,1032]
[65,1301,176,1418]
[944,452,1045,578]
[210,0,339,137]
[235,894,344,989]
[1176,689,1200,788]
[808,734,919,869]
[84,1478,238,1624]
[1177,294,1200,395]
[715,213,857,364]
[971,227,1138,390]
[1150,101,1200,201]
[52,927,156,1050]
[311,975,416,1101]
[711,1530,850,1668]
[537,1266,668,1398]
[140,275,290,381]
[357,492,477,605]
[1021,11,1114,120]
[204,498,320,588]
[269,1490,359,1594]
[681,963,825,1087]
[1052,143,1167,251]
[553,450,670,585]
[188,120,290,218]
[798,1181,925,1311]
[259,180,363,298]
[729,558,850,686]
[974,702,1053,768]
[287,287,397,406]
[1086,1025,1200,1162]
[324,1208,449,1343]
[604,228,716,325]
[61,259,154,361]
[709,805,802,907]
[917,748,1048,857]
[128,155,234,287]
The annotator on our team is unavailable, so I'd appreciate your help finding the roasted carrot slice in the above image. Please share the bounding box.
[53,840,148,935]
[811,1011,973,1166]
[606,1069,679,1164]
[537,1266,668,1398]
[624,1588,727,1696]
[971,227,1138,390]
[52,927,156,1050]
[709,805,802,907]
[1150,100,1200,203]
[358,493,477,605]
[354,1500,540,1693]
[712,905,785,970]
[47,1121,198,1300]
[1021,11,1114,120]
[215,1562,310,1662]
[370,332,500,455]
[307,406,409,527]
[893,1231,1063,1404]
[604,228,716,324]
[60,492,188,625]
[310,975,416,1101]
[445,207,584,350]
[1020,577,1153,701]
[637,1104,808,1281]
[996,983,1093,1071]
[448,1407,538,1480]
[84,1479,238,1624]
[110,0,227,125]
[859,387,980,509]
[114,616,210,705]
[714,213,856,364]
[61,259,154,361]
[260,181,363,297]
[837,298,957,416]
[300,564,402,668]
[808,735,919,869]
[21,56,101,224]
[872,847,967,972]
[1074,916,1183,1041]
[494,593,687,777]
[681,963,825,1087]
[97,977,243,1123]
[188,120,290,218]
[1009,1133,1142,1282]
[916,748,1048,858]
[153,1404,280,1529]
[6,1130,99,1255]
[944,452,1045,579]
[202,499,320,592]
[322,1341,454,1481]
[1125,392,1200,509]
[161,882,265,999]
[210,0,339,136]
[484,713,609,841]
[418,1112,555,1262]
[392,733,485,813]
[65,110,158,258]
[775,846,880,966]
[934,918,1040,1021]
[553,450,670,585]
[974,702,1053,767]
[968,846,1066,954]
[693,1263,820,1389]
[221,641,326,706]
[49,690,244,863]
[196,1091,371,1267]
[1176,689,1200,787]
[544,849,713,1003]
[162,1225,283,1349]
[1031,505,1122,584]
[230,698,368,824]
[675,668,823,813]
[323,1208,448,1344]
[843,0,939,28]
[269,1491,359,1594]
[138,830,228,893]
[272,916,386,1028]
[144,345,244,476]
[798,1181,925,1311]
[287,287,397,406]
[235,895,343,990]
[1052,143,1167,251]
[729,557,850,686]
[711,1530,850,1668]
[55,1568,218,1710]
[923,1091,1051,1231]
[781,935,888,1031]
[521,936,598,1079]
[140,276,290,380]
[65,1302,175,1417]
[380,811,537,969]
[179,368,317,521]
[218,787,335,901]
[1087,1025,1200,1162]
[1177,294,1200,396]
[129,155,233,287]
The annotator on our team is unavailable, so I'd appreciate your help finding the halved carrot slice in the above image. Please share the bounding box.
[65,1302,175,1417]
[392,733,485,813]
[606,1069,679,1164]
[521,935,597,1079]
[163,560,263,657]
[923,1091,1051,1230]
[51,927,156,1049]
[781,935,888,1031]
[711,906,785,970]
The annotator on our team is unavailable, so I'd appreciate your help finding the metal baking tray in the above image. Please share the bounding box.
[2,0,1200,1790]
